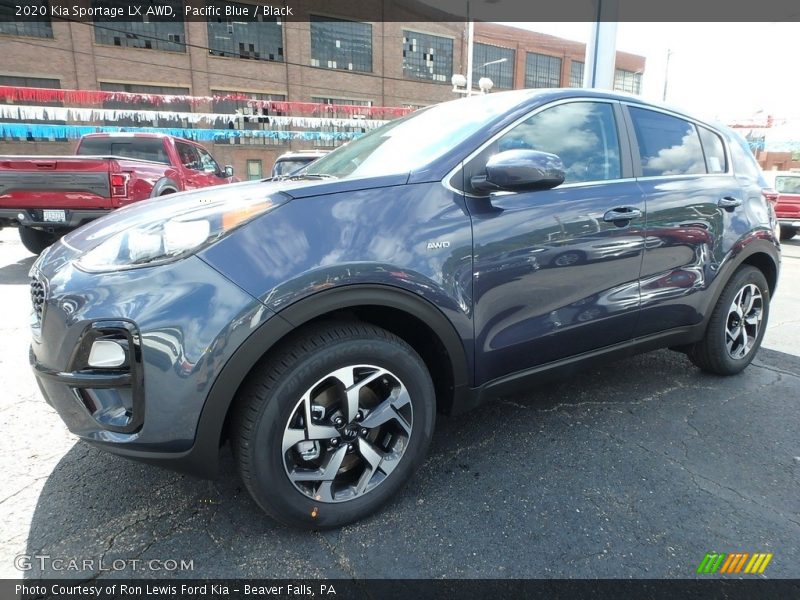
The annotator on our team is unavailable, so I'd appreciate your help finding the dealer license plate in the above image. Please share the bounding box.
[42,210,66,222]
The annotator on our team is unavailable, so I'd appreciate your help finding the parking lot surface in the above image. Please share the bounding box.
[1,228,798,579]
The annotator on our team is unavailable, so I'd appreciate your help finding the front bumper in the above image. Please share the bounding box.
[0,207,110,229]
[29,241,275,477]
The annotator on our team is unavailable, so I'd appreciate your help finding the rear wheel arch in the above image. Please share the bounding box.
[194,285,471,476]
[150,177,180,197]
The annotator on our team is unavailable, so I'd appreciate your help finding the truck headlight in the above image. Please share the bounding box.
[75,188,287,272]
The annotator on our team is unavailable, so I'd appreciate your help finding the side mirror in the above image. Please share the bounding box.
[471,149,565,193]
[224,165,234,178]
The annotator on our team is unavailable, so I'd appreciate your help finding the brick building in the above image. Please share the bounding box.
[0,0,646,178]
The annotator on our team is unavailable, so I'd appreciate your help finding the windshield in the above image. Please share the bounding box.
[305,91,534,178]
[775,176,800,194]
[272,159,313,177]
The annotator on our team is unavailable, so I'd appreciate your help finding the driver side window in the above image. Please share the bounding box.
[196,146,221,175]
[464,101,622,194]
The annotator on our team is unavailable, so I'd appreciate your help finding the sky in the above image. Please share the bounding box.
[500,22,800,124]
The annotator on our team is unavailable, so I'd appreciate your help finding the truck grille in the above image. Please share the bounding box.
[30,278,46,321]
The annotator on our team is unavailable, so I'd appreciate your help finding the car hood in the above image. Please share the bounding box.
[59,174,408,253]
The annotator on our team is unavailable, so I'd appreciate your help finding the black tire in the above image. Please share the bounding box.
[552,250,586,267]
[232,321,436,529]
[779,227,796,241]
[19,227,59,255]
[688,266,770,375]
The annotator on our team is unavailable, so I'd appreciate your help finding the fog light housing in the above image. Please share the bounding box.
[87,340,126,368]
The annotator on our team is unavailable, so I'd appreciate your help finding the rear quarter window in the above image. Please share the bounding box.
[77,138,170,164]
[697,126,727,173]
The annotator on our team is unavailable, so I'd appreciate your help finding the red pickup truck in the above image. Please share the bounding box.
[0,133,237,253]
[764,170,800,241]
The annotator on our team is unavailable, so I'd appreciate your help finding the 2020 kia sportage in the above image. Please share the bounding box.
[29,89,780,528]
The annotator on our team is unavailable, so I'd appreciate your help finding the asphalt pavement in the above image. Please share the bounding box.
[0,228,798,579]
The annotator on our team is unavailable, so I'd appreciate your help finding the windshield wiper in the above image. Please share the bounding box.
[281,173,338,181]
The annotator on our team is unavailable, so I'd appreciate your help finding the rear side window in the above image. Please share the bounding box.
[629,107,705,177]
[775,176,800,193]
[76,137,170,164]
[698,126,727,173]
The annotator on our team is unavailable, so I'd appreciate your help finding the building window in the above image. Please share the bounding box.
[310,16,372,73]
[614,69,642,94]
[402,30,453,83]
[99,82,190,127]
[569,61,584,87]
[311,97,371,147]
[0,1,52,38]
[525,52,562,88]
[212,89,287,145]
[0,76,61,102]
[207,1,283,62]
[92,0,186,52]
[472,43,514,89]
[247,159,263,180]
[0,75,64,140]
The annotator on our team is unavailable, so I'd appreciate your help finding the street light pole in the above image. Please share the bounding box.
[662,49,673,101]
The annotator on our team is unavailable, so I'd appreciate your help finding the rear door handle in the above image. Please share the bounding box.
[603,207,643,223]
[718,196,742,211]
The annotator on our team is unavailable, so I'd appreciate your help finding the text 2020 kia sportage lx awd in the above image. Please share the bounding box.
[29,90,780,528]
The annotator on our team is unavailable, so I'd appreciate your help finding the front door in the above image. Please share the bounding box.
[464,100,645,385]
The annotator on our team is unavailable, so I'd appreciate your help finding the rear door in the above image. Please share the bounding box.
[624,104,744,336]
[465,99,645,385]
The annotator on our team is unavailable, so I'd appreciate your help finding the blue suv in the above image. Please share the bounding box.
[29,89,780,528]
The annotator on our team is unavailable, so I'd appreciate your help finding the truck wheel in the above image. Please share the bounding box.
[688,266,769,375]
[19,227,59,255]
[232,321,435,529]
[780,227,796,241]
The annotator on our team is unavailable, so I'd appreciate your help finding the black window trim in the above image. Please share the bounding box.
[620,101,731,180]
[443,97,636,198]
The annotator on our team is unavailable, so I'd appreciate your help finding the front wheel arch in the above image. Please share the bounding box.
[192,285,471,478]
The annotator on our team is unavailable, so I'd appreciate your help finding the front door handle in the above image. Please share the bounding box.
[603,207,643,224]
[718,196,742,211]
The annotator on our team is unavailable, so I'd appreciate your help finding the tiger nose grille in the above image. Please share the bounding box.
[30,278,45,321]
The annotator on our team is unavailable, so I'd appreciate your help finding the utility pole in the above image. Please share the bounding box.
[662,49,673,101]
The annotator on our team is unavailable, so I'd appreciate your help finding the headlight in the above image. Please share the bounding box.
[75,187,287,272]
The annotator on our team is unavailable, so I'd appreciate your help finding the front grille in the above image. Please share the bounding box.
[30,278,45,321]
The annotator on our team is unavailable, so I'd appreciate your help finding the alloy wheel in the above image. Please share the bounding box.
[725,283,763,359]
[282,365,413,503]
